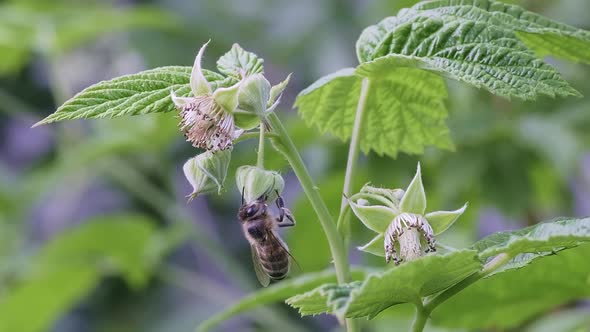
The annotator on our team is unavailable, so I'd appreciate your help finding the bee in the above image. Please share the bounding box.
[238,190,296,287]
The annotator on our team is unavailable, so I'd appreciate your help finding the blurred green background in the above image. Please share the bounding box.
[0,0,589,331]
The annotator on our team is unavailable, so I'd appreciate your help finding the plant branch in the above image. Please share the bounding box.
[336,78,370,237]
[267,112,358,332]
[257,123,265,168]
[267,113,350,283]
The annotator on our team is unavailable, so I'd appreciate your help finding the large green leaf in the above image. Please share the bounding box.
[34,67,233,126]
[0,4,176,74]
[296,66,452,157]
[356,2,583,99]
[0,267,99,332]
[196,269,367,332]
[35,215,185,288]
[472,217,590,259]
[287,250,481,319]
[0,215,184,332]
[432,243,590,329]
[297,0,590,158]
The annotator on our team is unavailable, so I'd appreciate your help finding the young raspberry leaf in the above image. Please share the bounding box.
[216,43,264,78]
[32,66,233,127]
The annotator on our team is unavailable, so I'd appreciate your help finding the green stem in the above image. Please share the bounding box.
[336,78,370,236]
[410,253,512,332]
[267,113,358,332]
[257,123,265,168]
[411,304,429,332]
[267,113,350,283]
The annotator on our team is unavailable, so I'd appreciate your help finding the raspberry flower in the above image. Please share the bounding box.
[349,163,467,265]
[171,41,242,151]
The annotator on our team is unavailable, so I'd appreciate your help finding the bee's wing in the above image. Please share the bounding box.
[268,230,301,275]
[250,245,271,287]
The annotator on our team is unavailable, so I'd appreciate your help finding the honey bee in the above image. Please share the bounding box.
[238,190,296,287]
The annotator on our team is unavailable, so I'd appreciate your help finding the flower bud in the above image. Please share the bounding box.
[183,149,231,201]
[236,165,284,203]
[234,74,271,130]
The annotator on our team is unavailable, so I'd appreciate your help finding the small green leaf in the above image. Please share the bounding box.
[33,67,233,126]
[196,269,368,332]
[216,43,264,78]
[287,250,481,319]
[425,203,468,235]
[399,163,426,214]
[358,234,385,257]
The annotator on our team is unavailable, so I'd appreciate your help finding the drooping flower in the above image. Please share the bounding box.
[171,41,242,151]
[183,149,232,201]
[349,163,468,265]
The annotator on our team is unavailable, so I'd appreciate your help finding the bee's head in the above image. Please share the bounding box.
[238,200,267,221]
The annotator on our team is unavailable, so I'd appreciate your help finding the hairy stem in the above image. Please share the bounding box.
[267,113,350,283]
[267,113,357,332]
[257,123,265,168]
[337,78,370,237]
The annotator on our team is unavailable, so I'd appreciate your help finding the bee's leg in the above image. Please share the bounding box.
[276,191,295,227]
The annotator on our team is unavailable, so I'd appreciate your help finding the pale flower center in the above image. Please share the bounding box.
[384,212,436,265]
[179,96,237,151]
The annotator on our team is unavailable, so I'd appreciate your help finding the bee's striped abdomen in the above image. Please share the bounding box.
[257,239,289,280]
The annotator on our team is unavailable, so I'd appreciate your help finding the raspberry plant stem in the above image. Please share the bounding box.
[257,122,265,168]
[267,112,358,332]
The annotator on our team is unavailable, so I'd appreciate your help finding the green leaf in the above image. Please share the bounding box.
[295,67,452,158]
[216,43,264,78]
[0,267,99,332]
[287,250,481,319]
[0,214,184,332]
[0,5,177,73]
[35,214,184,288]
[34,66,234,126]
[399,163,426,214]
[472,217,590,260]
[432,243,590,329]
[356,6,582,99]
[196,269,367,332]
